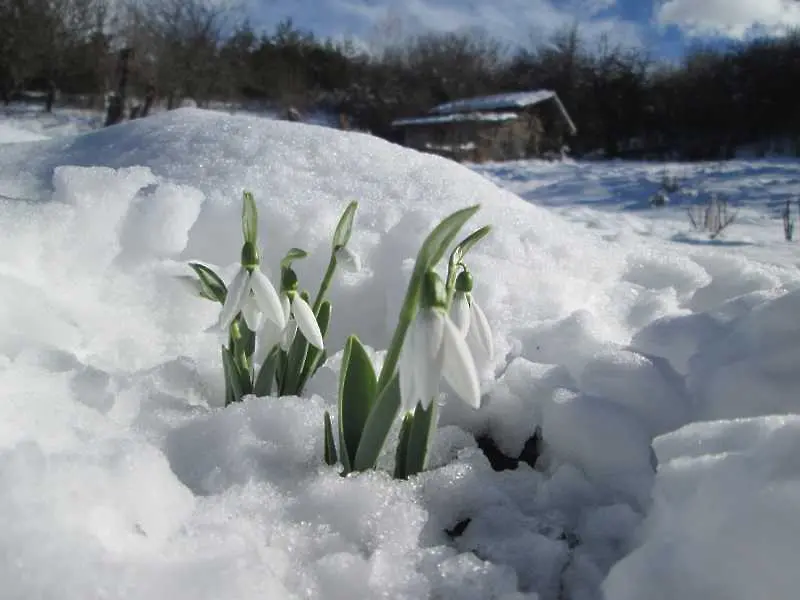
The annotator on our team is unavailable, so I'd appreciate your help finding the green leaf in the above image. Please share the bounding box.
[403,400,437,478]
[189,263,227,304]
[333,201,358,249]
[253,346,280,397]
[451,225,491,268]
[242,191,258,244]
[281,328,310,396]
[338,336,378,470]
[393,413,413,479]
[221,346,235,406]
[353,374,401,471]
[221,346,243,405]
[298,300,332,389]
[275,349,287,393]
[415,205,480,276]
[280,247,308,270]
[240,321,256,359]
[324,411,338,466]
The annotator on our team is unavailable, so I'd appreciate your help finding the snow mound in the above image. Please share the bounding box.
[1,107,800,599]
[604,415,800,600]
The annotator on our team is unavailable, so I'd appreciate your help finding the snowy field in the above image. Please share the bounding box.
[1,107,799,600]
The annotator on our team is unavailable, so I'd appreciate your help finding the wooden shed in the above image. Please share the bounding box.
[392,89,576,163]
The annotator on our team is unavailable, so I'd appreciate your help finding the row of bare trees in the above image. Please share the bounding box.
[3,0,800,159]
[0,0,235,108]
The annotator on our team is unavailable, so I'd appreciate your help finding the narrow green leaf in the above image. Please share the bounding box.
[280,247,308,269]
[324,411,338,466]
[253,346,280,397]
[337,343,352,474]
[242,191,258,244]
[221,346,243,405]
[189,262,227,304]
[281,330,309,396]
[393,413,413,479]
[403,400,437,477]
[240,321,256,359]
[333,201,358,249]
[415,205,480,276]
[221,346,235,406]
[353,374,401,471]
[338,336,378,469]
[275,350,287,394]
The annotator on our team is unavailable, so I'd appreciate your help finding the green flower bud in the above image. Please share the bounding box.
[455,269,473,293]
[240,242,260,269]
[421,270,447,310]
[281,267,298,293]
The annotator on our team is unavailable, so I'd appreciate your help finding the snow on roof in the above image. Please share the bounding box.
[391,111,519,127]
[430,90,556,115]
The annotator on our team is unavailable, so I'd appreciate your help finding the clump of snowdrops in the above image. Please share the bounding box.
[183,192,359,403]
[183,192,492,479]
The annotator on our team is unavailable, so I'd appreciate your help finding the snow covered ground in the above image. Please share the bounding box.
[0,109,799,600]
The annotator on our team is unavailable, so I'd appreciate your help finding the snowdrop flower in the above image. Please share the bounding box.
[254,267,324,363]
[280,292,323,350]
[215,242,286,332]
[398,271,481,414]
[449,270,494,364]
[334,245,361,272]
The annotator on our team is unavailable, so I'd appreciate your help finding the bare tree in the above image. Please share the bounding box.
[119,0,231,108]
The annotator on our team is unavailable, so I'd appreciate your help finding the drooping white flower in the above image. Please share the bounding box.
[450,290,494,364]
[216,266,285,332]
[253,290,324,363]
[335,245,361,273]
[398,306,481,414]
[289,293,324,349]
[240,295,262,331]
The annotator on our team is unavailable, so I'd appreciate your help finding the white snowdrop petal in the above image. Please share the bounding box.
[241,295,262,331]
[254,319,282,366]
[250,269,286,328]
[469,298,494,360]
[449,292,471,335]
[217,268,251,330]
[291,295,324,349]
[417,309,445,410]
[280,319,298,352]
[399,325,420,414]
[441,316,482,409]
[281,294,291,322]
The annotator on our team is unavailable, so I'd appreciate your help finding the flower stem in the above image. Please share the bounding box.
[230,318,251,376]
[377,278,420,393]
[313,254,337,313]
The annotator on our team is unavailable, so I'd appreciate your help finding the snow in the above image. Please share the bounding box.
[430,90,556,115]
[392,112,520,127]
[2,107,800,600]
[0,122,49,144]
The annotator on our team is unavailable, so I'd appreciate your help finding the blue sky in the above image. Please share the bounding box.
[243,0,800,59]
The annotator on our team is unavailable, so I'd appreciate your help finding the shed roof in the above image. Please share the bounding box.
[430,90,556,115]
[430,89,577,135]
[391,111,519,127]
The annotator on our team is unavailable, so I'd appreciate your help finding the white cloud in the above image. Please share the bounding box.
[249,0,644,51]
[657,0,800,38]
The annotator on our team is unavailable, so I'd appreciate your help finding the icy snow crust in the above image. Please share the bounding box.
[0,108,799,600]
